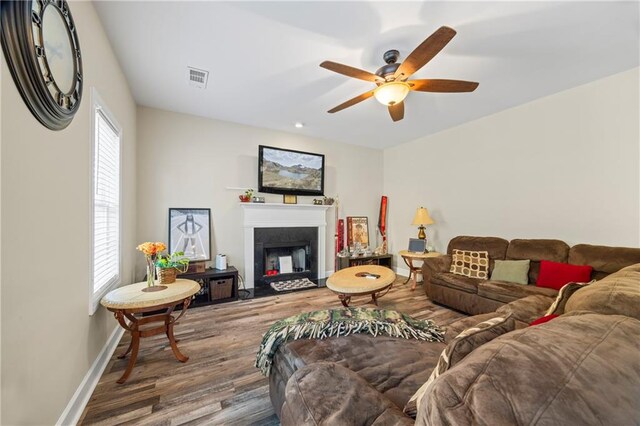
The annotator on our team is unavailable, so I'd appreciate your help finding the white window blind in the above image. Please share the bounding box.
[93,106,121,294]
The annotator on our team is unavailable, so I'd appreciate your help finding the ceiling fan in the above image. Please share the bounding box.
[320,26,479,122]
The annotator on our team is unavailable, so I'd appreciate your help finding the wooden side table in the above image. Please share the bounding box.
[398,250,443,291]
[101,279,200,384]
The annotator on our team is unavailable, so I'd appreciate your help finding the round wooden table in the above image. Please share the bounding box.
[326,265,396,307]
[101,279,200,384]
[398,250,443,290]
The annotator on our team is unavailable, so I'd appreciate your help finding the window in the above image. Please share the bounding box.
[90,89,121,314]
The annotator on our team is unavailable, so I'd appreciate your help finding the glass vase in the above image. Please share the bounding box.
[146,257,155,287]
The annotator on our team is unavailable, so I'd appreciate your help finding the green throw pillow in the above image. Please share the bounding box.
[490,259,530,284]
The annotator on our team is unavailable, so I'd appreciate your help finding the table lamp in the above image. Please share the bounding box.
[412,207,434,240]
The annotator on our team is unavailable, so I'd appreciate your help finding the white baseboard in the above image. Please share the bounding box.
[324,269,335,278]
[57,326,124,425]
[394,266,425,282]
[394,266,410,278]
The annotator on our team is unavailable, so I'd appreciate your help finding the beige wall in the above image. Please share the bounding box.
[0,2,137,424]
[136,106,383,282]
[384,67,640,268]
[1,4,636,421]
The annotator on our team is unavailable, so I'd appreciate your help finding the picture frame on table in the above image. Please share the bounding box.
[168,208,211,261]
[408,238,427,253]
[346,216,369,251]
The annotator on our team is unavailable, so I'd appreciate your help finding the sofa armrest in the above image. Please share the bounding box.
[422,255,452,283]
[444,312,504,343]
[496,294,555,327]
[280,362,413,426]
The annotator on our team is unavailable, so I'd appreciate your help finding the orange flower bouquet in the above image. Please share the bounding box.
[137,242,167,288]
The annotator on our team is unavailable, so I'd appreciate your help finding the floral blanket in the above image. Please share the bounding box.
[256,307,444,376]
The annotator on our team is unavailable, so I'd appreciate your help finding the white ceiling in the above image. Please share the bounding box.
[94,1,639,149]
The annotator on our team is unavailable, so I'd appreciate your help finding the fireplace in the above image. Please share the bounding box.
[254,227,318,288]
[241,203,332,294]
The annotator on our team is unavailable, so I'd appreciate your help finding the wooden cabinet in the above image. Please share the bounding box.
[178,267,239,307]
[337,254,392,271]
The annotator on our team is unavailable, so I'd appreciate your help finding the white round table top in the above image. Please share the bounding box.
[101,279,200,310]
[327,265,396,294]
[398,250,443,259]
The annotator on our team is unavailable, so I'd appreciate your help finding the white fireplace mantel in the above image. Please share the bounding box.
[241,203,333,290]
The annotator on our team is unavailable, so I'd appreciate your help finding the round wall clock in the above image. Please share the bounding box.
[1,0,83,130]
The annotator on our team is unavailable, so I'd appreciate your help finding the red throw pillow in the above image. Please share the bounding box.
[536,260,592,290]
[530,314,560,326]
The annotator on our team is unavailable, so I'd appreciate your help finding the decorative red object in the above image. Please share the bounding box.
[378,196,387,235]
[239,195,250,202]
[536,261,593,290]
[266,270,278,276]
[377,196,388,251]
[530,314,560,326]
[334,198,343,272]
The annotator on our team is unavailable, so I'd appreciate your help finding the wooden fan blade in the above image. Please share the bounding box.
[394,26,457,80]
[327,90,375,113]
[320,61,384,83]
[409,79,479,92]
[388,102,404,122]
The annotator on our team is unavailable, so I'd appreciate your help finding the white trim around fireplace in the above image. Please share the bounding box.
[241,203,332,289]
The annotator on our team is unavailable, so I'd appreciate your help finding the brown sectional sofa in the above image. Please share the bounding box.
[271,263,640,425]
[422,235,640,315]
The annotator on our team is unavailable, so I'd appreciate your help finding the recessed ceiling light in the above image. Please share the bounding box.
[294,122,304,128]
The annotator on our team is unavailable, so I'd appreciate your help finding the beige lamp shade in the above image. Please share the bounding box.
[412,207,434,226]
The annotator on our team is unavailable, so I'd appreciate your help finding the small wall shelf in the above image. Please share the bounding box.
[239,202,333,209]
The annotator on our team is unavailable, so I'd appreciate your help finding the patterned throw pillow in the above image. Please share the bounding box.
[450,249,489,279]
[403,315,515,418]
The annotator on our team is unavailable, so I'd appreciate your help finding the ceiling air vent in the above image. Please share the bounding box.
[187,67,209,89]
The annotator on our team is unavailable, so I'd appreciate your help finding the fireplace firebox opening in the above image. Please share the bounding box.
[254,227,318,288]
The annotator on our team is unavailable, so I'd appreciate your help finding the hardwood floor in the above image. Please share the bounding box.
[79,277,465,425]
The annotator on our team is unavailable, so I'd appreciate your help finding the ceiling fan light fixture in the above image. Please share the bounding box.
[374,81,410,106]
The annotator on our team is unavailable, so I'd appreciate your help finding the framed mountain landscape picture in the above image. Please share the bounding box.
[258,145,325,196]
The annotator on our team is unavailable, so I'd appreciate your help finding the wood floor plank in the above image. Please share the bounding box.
[80,278,465,425]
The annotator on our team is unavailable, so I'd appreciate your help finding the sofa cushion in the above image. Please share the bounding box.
[565,263,640,320]
[478,280,558,303]
[282,362,413,426]
[448,236,509,259]
[273,333,446,412]
[447,236,509,274]
[536,260,592,290]
[506,239,569,283]
[419,313,640,426]
[450,249,489,279]
[569,244,640,280]
[432,272,481,294]
[404,315,515,418]
[490,259,530,284]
